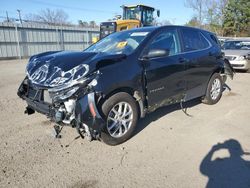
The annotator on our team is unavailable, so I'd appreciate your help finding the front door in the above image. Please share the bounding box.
[142,28,186,111]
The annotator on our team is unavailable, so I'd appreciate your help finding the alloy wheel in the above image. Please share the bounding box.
[210,78,221,100]
[106,102,133,138]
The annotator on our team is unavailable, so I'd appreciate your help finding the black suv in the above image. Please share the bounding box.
[18,26,234,145]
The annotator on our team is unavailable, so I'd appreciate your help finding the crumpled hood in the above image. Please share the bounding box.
[26,51,126,88]
[222,49,250,56]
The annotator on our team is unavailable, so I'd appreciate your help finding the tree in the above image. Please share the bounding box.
[78,20,89,27]
[88,21,97,28]
[153,18,172,26]
[26,9,70,25]
[185,0,206,27]
[185,0,249,37]
[204,0,227,35]
[223,0,250,36]
[185,16,200,27]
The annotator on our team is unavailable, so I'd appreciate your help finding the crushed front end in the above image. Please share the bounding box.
[17,51,106,140]
[18,76,105,140]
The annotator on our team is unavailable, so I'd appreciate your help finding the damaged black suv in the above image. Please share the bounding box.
[18,26,234,145]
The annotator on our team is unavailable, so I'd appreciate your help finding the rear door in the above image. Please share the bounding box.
[143,28,186,110]
[179,28,215,101]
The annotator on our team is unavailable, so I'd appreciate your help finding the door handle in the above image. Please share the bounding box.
[179,57,189,63]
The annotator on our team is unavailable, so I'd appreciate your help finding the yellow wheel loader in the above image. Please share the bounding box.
[92,4,160,43]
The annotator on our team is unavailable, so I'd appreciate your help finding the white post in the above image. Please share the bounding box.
[15,24,21,59]
[86,30,89,47]
[56,27,60,50]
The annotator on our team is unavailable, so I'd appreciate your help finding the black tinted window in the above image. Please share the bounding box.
[182,29,210,52]
[148,29,180,56]
[210,34,219,45]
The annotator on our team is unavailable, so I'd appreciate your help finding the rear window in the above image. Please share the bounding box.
[182,29,210,52]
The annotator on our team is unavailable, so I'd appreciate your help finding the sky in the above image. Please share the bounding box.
[1,0,195,25]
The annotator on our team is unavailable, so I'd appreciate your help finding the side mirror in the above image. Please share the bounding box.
[157,10,160,17]
[141,49,169,60]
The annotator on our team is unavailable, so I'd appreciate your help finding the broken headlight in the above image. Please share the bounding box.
[48,71,100,102]
[49,85,80,102]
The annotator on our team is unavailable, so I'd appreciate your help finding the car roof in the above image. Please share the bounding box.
[127,25,214,35]
[225,39,250,42]
[125,26,160,33]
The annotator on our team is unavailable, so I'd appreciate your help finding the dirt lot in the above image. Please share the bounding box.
[0,59,250,188]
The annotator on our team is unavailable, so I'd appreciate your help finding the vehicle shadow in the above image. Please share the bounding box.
[133,98,201,137]
[133,83,232,137]
[235,69,250,73]
[200,139,250,188]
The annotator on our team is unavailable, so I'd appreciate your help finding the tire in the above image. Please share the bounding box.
[100,92,138,145]
[202,73,223,105]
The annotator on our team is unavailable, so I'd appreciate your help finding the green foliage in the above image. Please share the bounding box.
[185,16,200,27]
[205,0,224,34]
[185,0,249,37]
[223,0,250,36]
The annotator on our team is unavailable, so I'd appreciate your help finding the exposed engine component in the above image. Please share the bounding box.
[54,99,76,125]
[82,123,92,141]
[55,106,66,123]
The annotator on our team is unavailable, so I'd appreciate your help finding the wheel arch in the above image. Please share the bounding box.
[207,65,224,85]
[97,87,146,118]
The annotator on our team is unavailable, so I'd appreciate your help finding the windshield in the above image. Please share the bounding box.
[222,41,250,50]
[124,7,141,20]
[85,30,149,55]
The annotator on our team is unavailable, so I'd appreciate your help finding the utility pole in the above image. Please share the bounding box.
[17,9,22,24]
[6,11,10,22]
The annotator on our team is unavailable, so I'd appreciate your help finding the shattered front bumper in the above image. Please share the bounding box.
[75,92,106,134]
[17,79,106,138]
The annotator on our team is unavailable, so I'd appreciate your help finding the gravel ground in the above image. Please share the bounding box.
[0,59,250,188]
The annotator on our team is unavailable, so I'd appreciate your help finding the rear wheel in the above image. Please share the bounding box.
[100,92,138,145]
[202,73,223,105]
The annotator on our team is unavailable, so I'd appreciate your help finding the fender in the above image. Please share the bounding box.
[75,92,106,135]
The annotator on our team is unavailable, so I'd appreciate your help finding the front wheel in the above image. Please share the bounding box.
[202,73,223,105]
[100,92,138,145]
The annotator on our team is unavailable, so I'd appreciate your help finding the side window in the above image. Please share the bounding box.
[210,34,220,46]
[148,29,181,56]
[182,29,210,52]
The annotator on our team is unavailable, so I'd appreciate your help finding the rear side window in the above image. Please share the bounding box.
[210,34,220,45]
[181,29,210,52]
